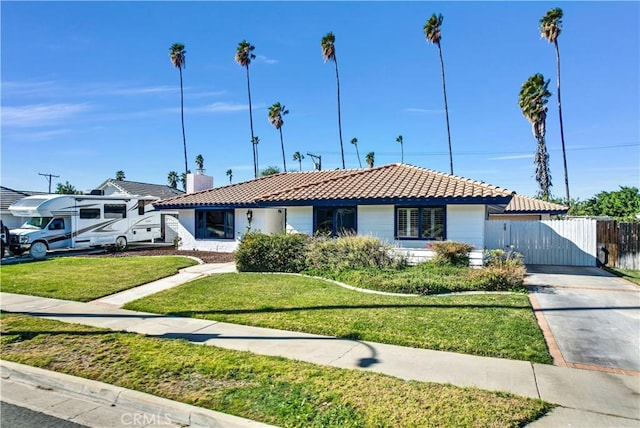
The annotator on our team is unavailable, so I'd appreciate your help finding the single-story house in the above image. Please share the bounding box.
[96,179,185,199]
[153,163,568,263]
[1,186,47,229]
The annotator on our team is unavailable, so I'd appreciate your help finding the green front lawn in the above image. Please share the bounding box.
[0,256,197,301]
[604,267,640,286]
[125,273,552,363]
[1,313,552,427]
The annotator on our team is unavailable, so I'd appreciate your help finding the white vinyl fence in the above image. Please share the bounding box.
[485,219,597,266]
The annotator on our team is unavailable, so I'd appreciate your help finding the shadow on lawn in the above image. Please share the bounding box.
[165,302,532,318]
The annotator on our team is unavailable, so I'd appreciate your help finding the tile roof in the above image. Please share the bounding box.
[504,194,568,214]
[97,179,184,199]
[0,186,47,210]
[154,164,515,209]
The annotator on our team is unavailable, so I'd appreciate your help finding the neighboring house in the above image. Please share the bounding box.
[154,163,568,263]
[0,186,47,229]
[96,179,185,243]
[96,179,184,199]
[488,194,568,221]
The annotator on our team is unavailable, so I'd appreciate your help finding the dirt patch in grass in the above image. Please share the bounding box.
[89,246,235,264]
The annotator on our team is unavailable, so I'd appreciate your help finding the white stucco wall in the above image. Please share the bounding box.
[286,206,313,235]
[357,205,394,243]
[445,205,486,249]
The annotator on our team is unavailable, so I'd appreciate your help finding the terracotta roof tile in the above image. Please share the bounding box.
[504,194,568,214]
[155,164,517,209]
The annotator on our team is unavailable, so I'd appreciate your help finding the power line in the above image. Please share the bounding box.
[314,142,640,157]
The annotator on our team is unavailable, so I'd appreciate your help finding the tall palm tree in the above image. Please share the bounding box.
[167,171,179,189]
[519,73,552,201]
[365,152,375,168]
[235,40,258,178]
[169,43,188,176]
[251,136,260,173]
[115,170,125,181]
[424,14,453,175]
[226,169,233,184]
[321,32,345,169]
[292,151,304,171]
[195,154,204,173]
[396,135,404,163]
[268,102,289,172]
[350,138,362,168]
[540,7,570,205]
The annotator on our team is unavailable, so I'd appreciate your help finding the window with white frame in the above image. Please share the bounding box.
[396,207,444,240]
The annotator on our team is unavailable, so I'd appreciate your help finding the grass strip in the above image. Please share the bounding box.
[603,267,640,286]
[0,256,197,301]
[125,273,552,363]
[1,313,553,427]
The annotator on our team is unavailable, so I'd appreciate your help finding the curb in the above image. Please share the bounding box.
[0,359,275,428]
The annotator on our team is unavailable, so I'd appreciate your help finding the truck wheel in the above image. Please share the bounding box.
[29,241,48,260]
[115,236,127,250]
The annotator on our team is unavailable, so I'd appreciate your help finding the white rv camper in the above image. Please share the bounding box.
[8,194,161,259]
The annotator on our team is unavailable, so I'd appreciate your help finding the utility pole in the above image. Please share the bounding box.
[39,172,60,194]
[306,152,321,171]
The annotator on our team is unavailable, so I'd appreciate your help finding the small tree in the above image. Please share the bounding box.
[55,181,79,194]
[226,169,233,184]
[180,170,190,191]
[195,154,204,173]
[261,166,281,176]
[396,135,404,163]
[350,137,362,168]
[115,170,125,181]
[365,152,375,168]
[292,151,304,171]
[167,171,179,189]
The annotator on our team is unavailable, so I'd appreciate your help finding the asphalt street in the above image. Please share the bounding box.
[1,401,87,428]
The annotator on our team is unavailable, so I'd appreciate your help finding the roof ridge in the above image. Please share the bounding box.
[256,166,388,201]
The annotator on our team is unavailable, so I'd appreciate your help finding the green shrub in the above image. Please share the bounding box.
[468,265,526,291]
[235,232,310,273]
[429,241,474,266]
[483,248,524,267]
[305,235,406,274]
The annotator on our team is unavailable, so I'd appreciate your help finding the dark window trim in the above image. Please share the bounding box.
[313,206,357,237]
[195,209,235,240]
[79,208,101,219]
[394,206,446,241]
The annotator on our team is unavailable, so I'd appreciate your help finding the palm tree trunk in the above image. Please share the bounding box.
[279,128,287,172]
[298,159,302,171]
[179,67,188,175]
[355,144,362,168]
[334,57,346,169]
[437,43,453,175]
[246,65,257,178]
[555,40,570,205]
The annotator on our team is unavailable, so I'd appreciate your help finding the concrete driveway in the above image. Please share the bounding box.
[525,265,640,374]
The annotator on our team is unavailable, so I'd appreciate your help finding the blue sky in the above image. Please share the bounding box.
[2,1,638,200]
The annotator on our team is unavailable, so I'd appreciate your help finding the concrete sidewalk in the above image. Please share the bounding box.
[89,262,236,307]
[1,291,639,426]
